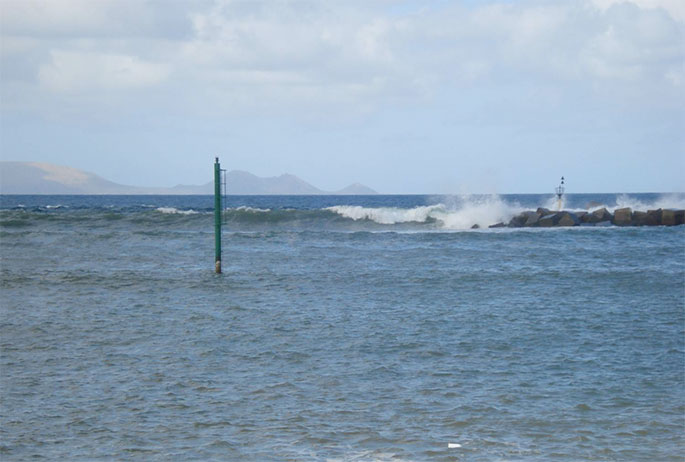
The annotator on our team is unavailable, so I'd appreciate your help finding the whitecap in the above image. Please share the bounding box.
[326,205,444,225]
[155,207,199,215]
[327,195,523,230]
[234,206,271,213]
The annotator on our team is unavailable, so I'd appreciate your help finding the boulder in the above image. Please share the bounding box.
[631,211,650,226]
[612,207,632,226]
[557,211,580,227]
[486,207,682,229]
[675,210,685,225]
[524,212,541,227]
[644,208,684,226]
[508,211,541,227]
[538,213,559,227]
[647,209,663,225]
[471,224,480,229]
[587,207,612,223]
[658,209,684,226]
[661,209,677,226]
[508,212,529,228]
[632,210,661,226]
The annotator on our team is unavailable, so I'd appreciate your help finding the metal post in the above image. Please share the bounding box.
[555,176,565,211]
[214,157,222,273]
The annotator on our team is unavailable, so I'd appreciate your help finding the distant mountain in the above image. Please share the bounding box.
[0,162,147,194]
[0,162,378,195]
[226,170,324,195]
[221,170,377,195]
[335,182,379,195]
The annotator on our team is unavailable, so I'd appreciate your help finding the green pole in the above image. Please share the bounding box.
[214,157,222,274]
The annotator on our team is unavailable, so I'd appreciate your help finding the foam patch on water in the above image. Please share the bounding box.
[155,207,199,215]
[233,206,271,213]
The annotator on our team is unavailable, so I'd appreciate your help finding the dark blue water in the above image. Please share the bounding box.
[1,194,683,461]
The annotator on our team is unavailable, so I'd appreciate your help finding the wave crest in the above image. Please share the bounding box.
[155,207,199,215]
[326,205,443,225]
[328,196,521,229]
[233,206,271,213]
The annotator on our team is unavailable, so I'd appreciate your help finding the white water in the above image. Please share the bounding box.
[327,196,523,230]
[326,205,445,225]
[609,193,685,212]
[155,207,199,215]
[233,206,272,213]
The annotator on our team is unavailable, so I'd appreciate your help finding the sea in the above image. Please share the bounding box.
[1,193,684,461]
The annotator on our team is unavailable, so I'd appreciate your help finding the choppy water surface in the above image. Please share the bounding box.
[1,194,684,461]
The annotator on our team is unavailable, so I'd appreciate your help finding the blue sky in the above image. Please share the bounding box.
[1,0,683,193]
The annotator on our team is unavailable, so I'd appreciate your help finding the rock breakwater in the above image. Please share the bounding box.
[490,208,685,228]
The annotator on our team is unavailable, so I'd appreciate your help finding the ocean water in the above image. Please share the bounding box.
[1,193,684,461]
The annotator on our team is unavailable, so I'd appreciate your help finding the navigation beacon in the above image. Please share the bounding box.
[555,176,565,211]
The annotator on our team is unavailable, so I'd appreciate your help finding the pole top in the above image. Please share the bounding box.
[555,177,565,199]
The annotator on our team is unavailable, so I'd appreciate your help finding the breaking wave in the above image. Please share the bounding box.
[2,193,683,232]
[155,207,200,215]
[326,205,444,225]
[234,206,271,213]
[327,195,522,230]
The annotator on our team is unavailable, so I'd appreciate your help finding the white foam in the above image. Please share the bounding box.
[435,195,523,229]
[327,195,523,230]
[234,206,271,213]
[155,207,199,215]
[326,205,444,225]
[543,194,565,211]
[610,193,685,212]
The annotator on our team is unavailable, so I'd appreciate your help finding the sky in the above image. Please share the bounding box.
[1,0,683,194]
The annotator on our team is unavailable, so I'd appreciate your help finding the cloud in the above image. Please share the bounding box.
[580,2,684,82]
[1,0,114,36]
[0,0,196,39]
[1,0,683,114]
[173,0,683,109]
[38,50,169,92]
[591,0,685,22]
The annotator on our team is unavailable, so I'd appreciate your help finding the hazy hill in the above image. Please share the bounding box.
[0,162,145,194]
[0,162,377,195]
[335,182,378,195]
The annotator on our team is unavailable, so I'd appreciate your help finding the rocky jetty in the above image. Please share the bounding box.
[490,208,685,229]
